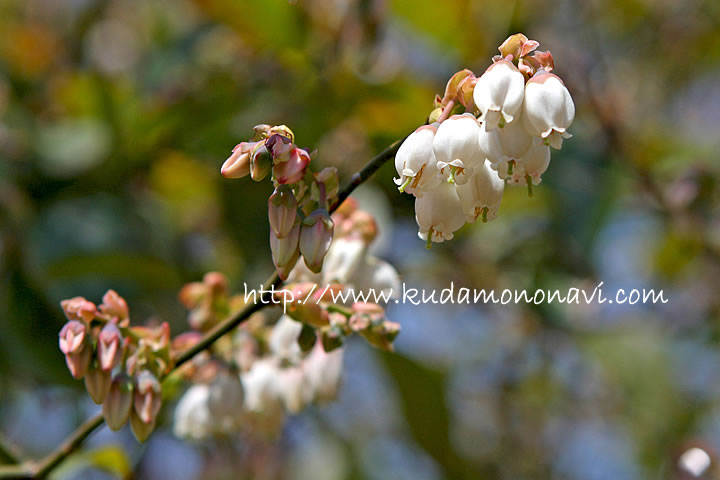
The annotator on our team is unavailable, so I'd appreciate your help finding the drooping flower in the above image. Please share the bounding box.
[299,209,334,273]
[394,125,442,196]
[455,160,505,223]
[415,181,466,244]
[432,115,485,185]
[521,71,575,149]
[104,373,134,431]
[173,384,213,440]
[97,322,124,372]
[473,59,526,130]
[220,142,254,179]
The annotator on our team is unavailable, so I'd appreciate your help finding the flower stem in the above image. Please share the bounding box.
[0,131,413,480]
[526,175,533,197]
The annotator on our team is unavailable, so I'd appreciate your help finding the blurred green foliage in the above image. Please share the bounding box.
[2,0,720,479]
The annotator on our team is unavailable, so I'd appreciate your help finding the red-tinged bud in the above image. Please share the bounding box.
[268,124,295,143]
[99,289,128,323]
[498,33,537,61]
[274,148,310,185]
[359,320,400,351]
[134,370,162,424]
[441,69,475,106]
[59,320,87,355]
[268,185,298,238]
[250,142,273,181]
[266,133,293,163]
[314,167,339,200]
[277,248,300,281]
[299,209,334,274]
[348,210,378,244]
[270,222,301,275]
[65,347,92,379]
[220,142,253,179]
[60,297,96,323]
[332,197,357,221]
[351,302,384,315]
[97,322,124,371]
[288,303,329,328]
[203,271,227,295]
[130,410,156,443]
[171,331,203,353]
[85,365,112,404]
[251,124,272,141]
[103,373,133,431]
[178,281,205,309]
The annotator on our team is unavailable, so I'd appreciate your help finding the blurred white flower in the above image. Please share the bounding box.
[269,315,303,362]
[304,345,344,402]
[173,384,213,440]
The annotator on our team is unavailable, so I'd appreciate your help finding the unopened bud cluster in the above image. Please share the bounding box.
[221,124,339,280]
[173,202,401,440]
[394,33,575,245]
[58,291,169,442]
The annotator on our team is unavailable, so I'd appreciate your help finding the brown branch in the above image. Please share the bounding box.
[0,132,409,479]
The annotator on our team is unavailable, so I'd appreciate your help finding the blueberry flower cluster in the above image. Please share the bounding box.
[394,33,575,245]
[58,291,169,442]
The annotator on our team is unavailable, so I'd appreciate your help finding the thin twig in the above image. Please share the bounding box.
[0,435,22,465]
[0,132,409,479]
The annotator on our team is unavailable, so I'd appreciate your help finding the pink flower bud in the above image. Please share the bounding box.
[270,222,301,278]
[64,347,92,379]
[59,320,87,355]
[266,133,293,163]
[314,167,339,200]
[99,289,128,322]
[103,373,134,431]
[268,185,298,238]
[97,322,124,371]
[220,142,253,179]
[288,303,330,328]
[134,370,162,424]
[299,209,334,274]
[84,365,112,404]
[274,148,310,185]
[130,410,156,443]
[60,297,96,323]
[250,142,273,181]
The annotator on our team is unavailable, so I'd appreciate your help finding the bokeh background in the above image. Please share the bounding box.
[2,0,720,478]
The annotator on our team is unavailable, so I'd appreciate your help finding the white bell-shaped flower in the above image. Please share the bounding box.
[506,137,551,185]
[521,71,574,149]
[321,236,367,284]
[456,160,504,223]
[303,345,344,402]
[415,181,466,243]
[268,315,303,362]
[394,125,442,197]
[277,367,314,413]
[432,115,484,185]
[173,384,213,440]
[207,372,245,432]
[489,121,532,179]
[241,359,283,413]
[473,59,526,130]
